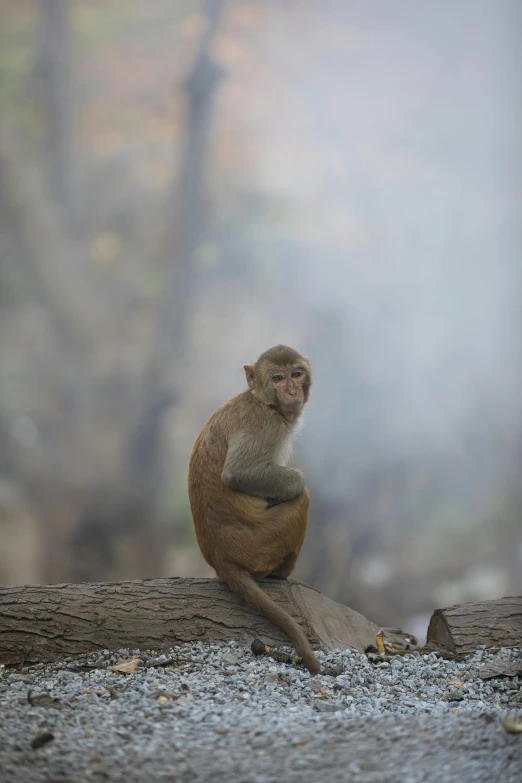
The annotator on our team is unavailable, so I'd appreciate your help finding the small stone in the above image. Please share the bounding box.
[314,701,343,713]
[322,663,345,677]
[221,652,240,667]
[251,639,267,656]
[443,690,465,703]
[31,731,54,749]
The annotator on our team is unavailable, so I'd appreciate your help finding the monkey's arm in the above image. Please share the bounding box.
[221,435,305,504]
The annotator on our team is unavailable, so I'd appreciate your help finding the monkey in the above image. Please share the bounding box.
[188,344,320,674]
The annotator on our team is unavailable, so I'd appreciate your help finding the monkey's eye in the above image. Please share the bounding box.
[272,374,283,382]
[291,370,302,378]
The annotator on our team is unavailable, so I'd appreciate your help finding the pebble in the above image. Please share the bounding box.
[0,643,520,782]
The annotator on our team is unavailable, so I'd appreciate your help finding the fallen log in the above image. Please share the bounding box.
[0,577,413,666]
[427,596,522,656]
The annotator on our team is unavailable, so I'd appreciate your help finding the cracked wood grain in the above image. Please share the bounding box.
[0,577,383,665]
[427,596,522,655]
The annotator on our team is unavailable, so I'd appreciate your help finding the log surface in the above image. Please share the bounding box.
[0,577,386,665]
[427,596,522,654]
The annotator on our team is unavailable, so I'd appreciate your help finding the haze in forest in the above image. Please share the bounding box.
[0,0,520,633]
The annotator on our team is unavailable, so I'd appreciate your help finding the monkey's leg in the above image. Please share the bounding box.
[266,551,298,579]
[213,488,310,576]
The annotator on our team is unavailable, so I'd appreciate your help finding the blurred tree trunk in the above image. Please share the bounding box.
[0,411,42,585]
[36,0,76,221]
[156,0,226,374]
[0,123,102,351]
[0,1,228,587]
[0,118,171,584]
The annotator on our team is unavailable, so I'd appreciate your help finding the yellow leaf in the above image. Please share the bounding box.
[448,680,469,693]
[503,716,522,734]
[376,631,386,655]
[111,658,140,675]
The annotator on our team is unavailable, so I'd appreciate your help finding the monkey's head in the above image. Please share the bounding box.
[244,345,311,416]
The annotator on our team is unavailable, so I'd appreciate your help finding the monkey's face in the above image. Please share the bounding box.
[269,365,309,413]
[244,347,311,414]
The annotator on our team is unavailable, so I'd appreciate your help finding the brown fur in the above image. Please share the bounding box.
[188,345,320,674]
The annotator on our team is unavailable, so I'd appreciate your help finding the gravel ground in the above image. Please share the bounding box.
[0,643,521,783]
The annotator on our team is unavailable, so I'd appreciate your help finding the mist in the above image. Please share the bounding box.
[0,0,520,632]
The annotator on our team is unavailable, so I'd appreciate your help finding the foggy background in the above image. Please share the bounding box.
[0,0,521,642]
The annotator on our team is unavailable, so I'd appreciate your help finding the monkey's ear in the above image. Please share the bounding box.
[243,364,256,389]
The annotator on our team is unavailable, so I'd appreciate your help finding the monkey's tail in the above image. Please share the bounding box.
[217,566,320,675]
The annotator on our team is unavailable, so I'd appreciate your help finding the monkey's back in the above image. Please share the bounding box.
[188,391,271,566]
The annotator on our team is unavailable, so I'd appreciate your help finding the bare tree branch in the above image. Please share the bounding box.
[157,0,226,369]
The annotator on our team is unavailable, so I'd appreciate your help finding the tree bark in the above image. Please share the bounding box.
[427,596,522,655]
[0,577,401,666]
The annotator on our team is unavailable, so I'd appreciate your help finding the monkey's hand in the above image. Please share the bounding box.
[265,469,306,508]
[223,441,305,504]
